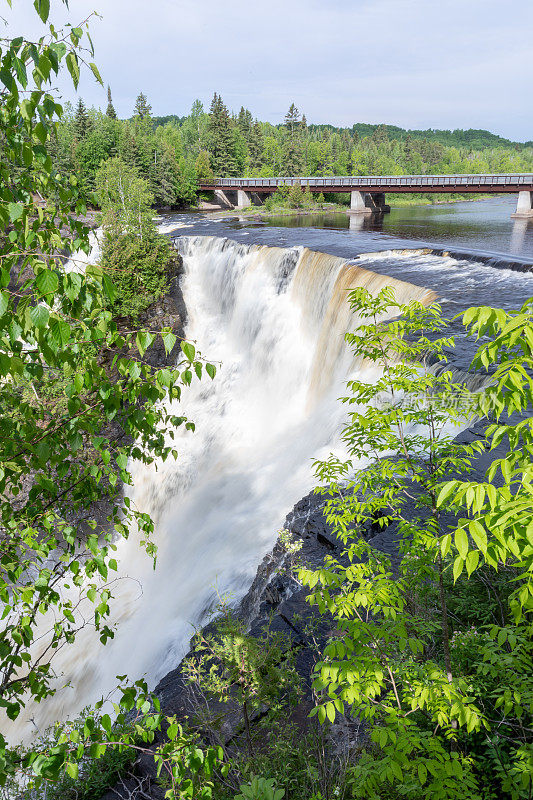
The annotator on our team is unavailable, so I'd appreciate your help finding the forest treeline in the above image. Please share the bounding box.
[53,90,533,207]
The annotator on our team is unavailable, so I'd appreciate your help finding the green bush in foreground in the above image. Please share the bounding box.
[299,289,533,800]
[0,4,217,796]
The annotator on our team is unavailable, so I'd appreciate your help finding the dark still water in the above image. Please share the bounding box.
[235,196,533,265]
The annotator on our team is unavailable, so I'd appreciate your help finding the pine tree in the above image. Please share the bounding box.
[283,103,303,174]
[301,114,309,172]
[133,92,152,121]
[206,93,238,177]
[372,124,388,145]
[284,103,300,136]
[248,120,264,172]
[74,98,91,139]
[106,85,117,119]
[237,106,253,142]
[150,142,178,206]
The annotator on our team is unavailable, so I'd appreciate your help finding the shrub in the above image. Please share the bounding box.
[100,219,177,319]
[183,607,301,758]
[299,288,533,800]
[288,181,304,208]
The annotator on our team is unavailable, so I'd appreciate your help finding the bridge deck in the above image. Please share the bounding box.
[201,174,533,194]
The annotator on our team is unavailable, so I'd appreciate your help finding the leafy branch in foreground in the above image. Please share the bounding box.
[299,287,532,799]
[10,680,226,800]
[438,299,533,620]
[0,1,216,791]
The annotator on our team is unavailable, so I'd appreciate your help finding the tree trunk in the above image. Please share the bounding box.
[242,700,253,758]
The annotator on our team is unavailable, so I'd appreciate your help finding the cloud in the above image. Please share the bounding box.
[2,0,532,139]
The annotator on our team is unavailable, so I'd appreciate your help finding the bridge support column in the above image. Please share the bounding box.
[349,191,391,214]
[512,191,533,218]
[214,189,234,209]
[372,192,391,213]
[237,189,252,209]
[349,190,372,214]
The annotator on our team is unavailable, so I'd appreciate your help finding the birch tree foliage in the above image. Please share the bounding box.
[0,0,215,786]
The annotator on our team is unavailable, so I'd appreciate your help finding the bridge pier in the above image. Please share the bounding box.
[349,190,390,214]
[214,189,234,209]
[349,191,372,214]
[237,189,252,209]
[512,191,533,218]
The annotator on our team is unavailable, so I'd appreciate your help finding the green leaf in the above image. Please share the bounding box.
[30,303,50,328]
[65,52,80,88]
[167,722,178,740]
[465,549,480,576]
[89,62,103,85]
[161,331,177,354]
[136,331,154,357]
[65,762,78,779]
[35,269,59,295]
[34,121,47,144]
[102,273,116,302]
[8,202,23,222]
[454,528,469,558]
[34,0,50,22]
[437,481,457,507]
[417,763,427,784]
[181,341,196,361]
[0,292,8,316]
[206,363,216,380]
[468,520,487,554]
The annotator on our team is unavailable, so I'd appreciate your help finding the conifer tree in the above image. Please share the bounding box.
[248,120,264,172]
[372,123,389,145]
[206,92,238,177]
[106,85,117,119]
[74,97,91,139]
[237,106,253,142]
[133,91,152,120]
[283,103,304,174]
[301,114,309,171]
[284,102,300,136]
[191,98,204,151]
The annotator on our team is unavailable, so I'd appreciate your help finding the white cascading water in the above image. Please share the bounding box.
[7,235,437,743]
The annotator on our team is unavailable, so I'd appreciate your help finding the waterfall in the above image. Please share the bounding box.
[5,236,438,743]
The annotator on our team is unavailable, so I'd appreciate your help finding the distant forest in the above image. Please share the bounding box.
[151,118,531,151]
[51,90,533,207]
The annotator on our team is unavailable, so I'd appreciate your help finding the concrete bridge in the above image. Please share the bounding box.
[199,174,533,217]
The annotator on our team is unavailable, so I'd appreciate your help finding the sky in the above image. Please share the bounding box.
[2,0,533,140]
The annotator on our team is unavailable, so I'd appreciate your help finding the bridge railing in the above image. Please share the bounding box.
[212,174,533,189]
